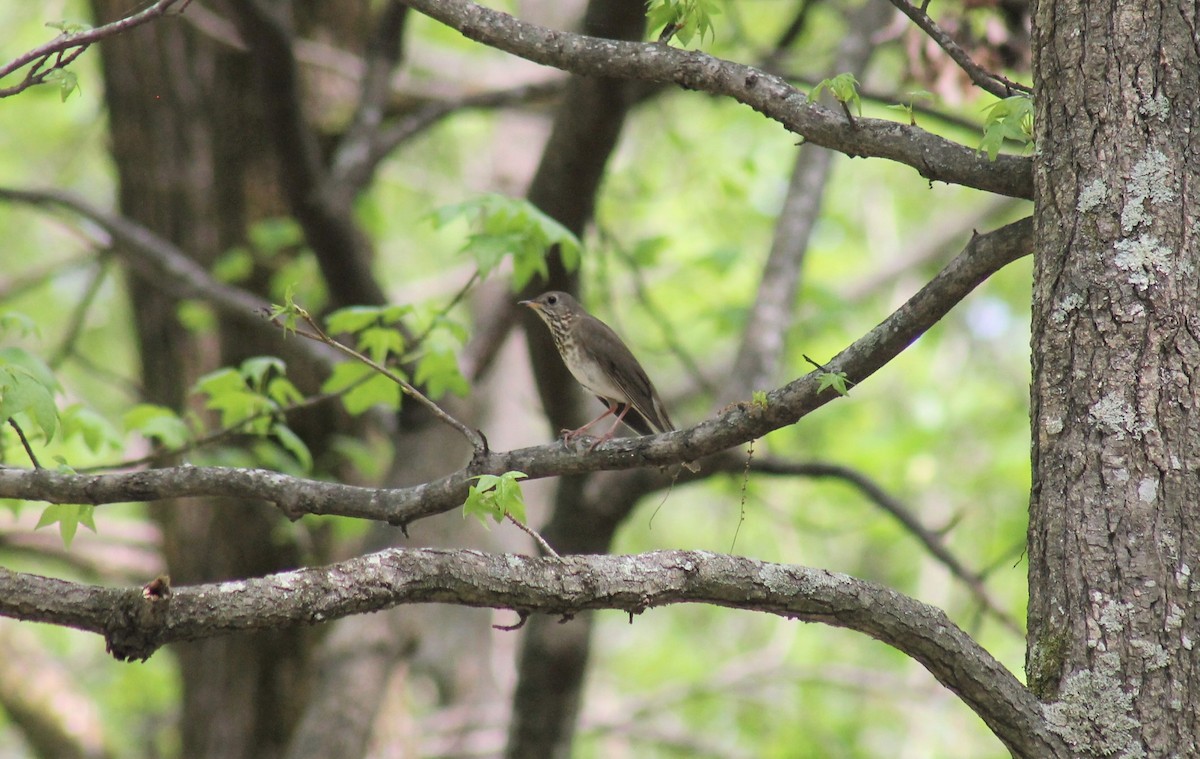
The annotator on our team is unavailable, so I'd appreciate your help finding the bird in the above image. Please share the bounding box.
[520,291,675,446]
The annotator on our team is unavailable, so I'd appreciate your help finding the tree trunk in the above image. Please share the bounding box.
[1028,0,1200,754]
[91,2,316,756]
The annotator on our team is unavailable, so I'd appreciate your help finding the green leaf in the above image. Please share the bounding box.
[269,254,327,313]
[464,471,528,525]
[978,95,1034,161]
[212,247,254,283]
[268,286,304,334]
[0,348,60,442]
[322,362,401,415]
[0,312,39,339]
[35,503,95,548]
[751,390,768,409]
[60,404,121,453]
[177,300,217,333]
[326,306,384,335]
[414,349,469,399]
[816,371,850,396]
[266,376,304,407]
[195,367,246,398]
[330,435,392,481]
[240,356,286,391]
[809,73,862,116]
[46,20,91,34]
[272,422,313,472]
[357,326,404,364]
[248,217,304,254]
[44,69,80,101]
[431,194,582,288]
[647,0,721,45]
[124,404,191,449]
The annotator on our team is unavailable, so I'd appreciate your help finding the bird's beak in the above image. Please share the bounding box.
[518,299,539,311]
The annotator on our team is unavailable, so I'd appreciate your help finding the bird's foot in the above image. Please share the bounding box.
[586,432,615,452]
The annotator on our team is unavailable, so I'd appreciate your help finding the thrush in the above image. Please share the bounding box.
[520,291,675,446]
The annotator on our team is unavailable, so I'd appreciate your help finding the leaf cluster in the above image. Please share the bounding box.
[431,194,581,289]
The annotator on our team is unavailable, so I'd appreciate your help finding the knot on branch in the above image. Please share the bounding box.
[104,586,172,662]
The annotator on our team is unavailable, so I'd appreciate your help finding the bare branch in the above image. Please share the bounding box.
[396,0,1032,199]
[0,0,190,98]
[748,456,1023,635]
[0,219,1034,527]
[883,0,1033,99]
[0,548,1066,757]
[332,80,565,195]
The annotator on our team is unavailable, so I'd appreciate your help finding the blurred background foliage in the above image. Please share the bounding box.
[0,0,1031,756]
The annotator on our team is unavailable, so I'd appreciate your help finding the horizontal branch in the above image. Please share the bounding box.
[0,217,1034,527]
[0,547,1064,757]
[396,0,1031,199]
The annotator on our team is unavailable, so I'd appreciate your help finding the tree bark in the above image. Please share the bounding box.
[90,2,321,756]
[1028,0,1200,755]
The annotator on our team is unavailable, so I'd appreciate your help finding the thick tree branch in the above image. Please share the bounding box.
[396,0,1032,199]
[0,548,1066,757]
[0,0,189,98]
[0,218,1033,526]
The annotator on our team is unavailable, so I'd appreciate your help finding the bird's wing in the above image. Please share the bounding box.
[578,317,675,434]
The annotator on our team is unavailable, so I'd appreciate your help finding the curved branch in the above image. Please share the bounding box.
[0,0,189,98]
[748,456,1022,635]
[0,548,1065,757]
[396,0,1032,199]
[0,218,1034,527]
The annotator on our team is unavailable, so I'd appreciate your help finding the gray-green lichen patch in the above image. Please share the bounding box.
[1051,291,1085,325]
[1079,178,1110,213]
[1089,391,1138,439]
[1137,477,1158,503]
[1043,653,1145,758]
[1121,148,1175,232]
[1138,93,1171,122]
[1113,234,1173,290]
[1130,639,1169,670]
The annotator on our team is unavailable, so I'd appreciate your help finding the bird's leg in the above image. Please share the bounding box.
[587,404,634,451]
[562,402,619,442]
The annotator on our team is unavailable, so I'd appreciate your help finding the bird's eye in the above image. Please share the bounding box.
[546,294,558,305]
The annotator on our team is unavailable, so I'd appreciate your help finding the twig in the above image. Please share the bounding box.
[412,270,479,347]
[884,0,1032,99]
[7,419,41,469]
[276,309,486,453]
[505,513,560,558]
[0,0,190,98]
